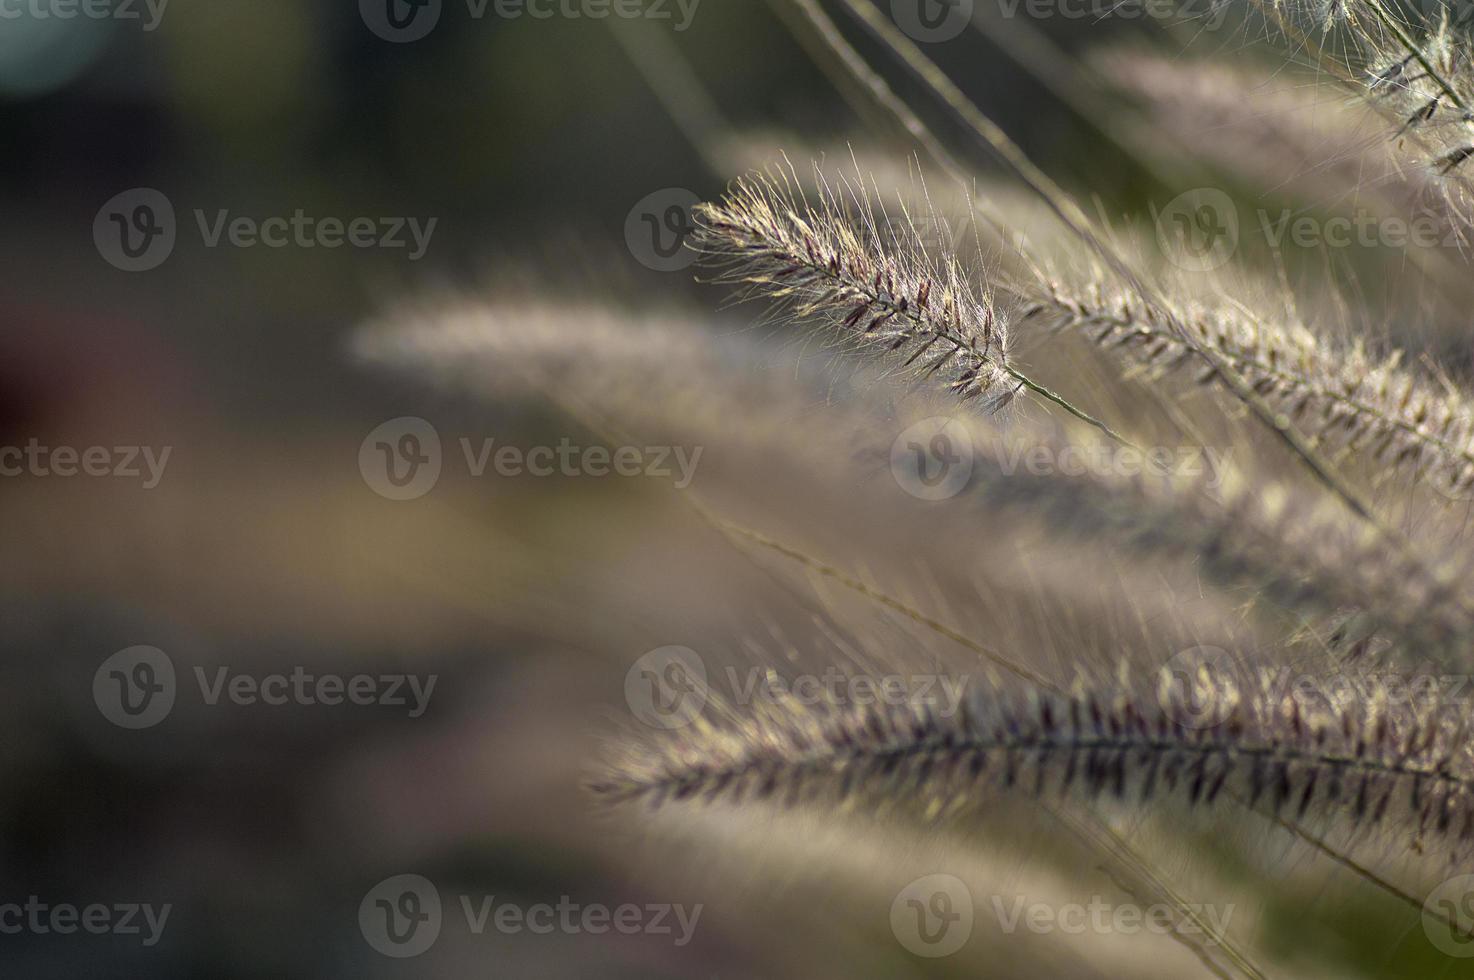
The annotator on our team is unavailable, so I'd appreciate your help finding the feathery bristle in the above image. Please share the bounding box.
[694,165,1015,408]
[594,668,1474,861]
[1026,281,1474,501]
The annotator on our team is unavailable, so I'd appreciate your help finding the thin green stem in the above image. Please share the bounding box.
[1002,365,1137,449]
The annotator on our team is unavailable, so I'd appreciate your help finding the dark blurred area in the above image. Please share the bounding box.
[0,2,1156,977]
